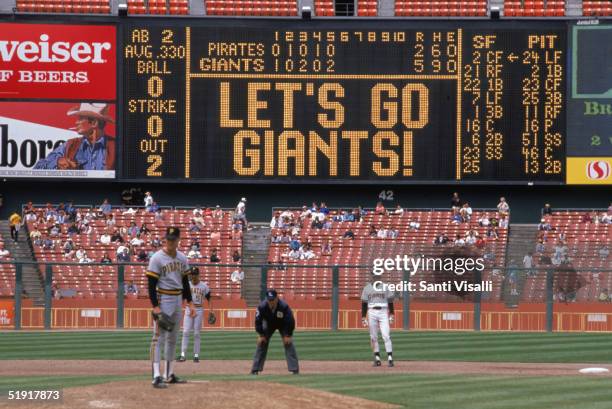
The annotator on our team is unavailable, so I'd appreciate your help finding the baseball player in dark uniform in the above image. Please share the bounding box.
[147,226,195,388]
[250,289,299,375]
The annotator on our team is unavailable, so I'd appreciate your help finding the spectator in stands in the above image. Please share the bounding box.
[460,203,473,223]
[451,208,462,224]
[270,233,281,244]
[75,245,86,260]
[538,218,552,231]
[139,223,151,236]
[99,199,112,216]
[343,230,355,240]
[598,289,610,303]
[23,201,34,215]
[232,250,241,263]
[280,230,290,243]
[0,243,10,258]
[33,235,44,247]
[232,220,243,240]
[409,218,420,230]
[310,216,323,230]
[497,197,510,215]
[535,239,545,254]
[450,192,462,210]
[369,225,378,237]
[203,207,213,218]
[321,240,332,256]
[523,252,534,276]
[229,269,244,283]
[122,207,137,216]
[475,236,486,249]
[151,235,161,248]
[486,226,499,240]
[43,235,55,250]
[375,201,386,215]
[210,227,221,241]
[105,214,116,229]
[453,234,465,247]
[499,214,509,229]
[541,203,552,216]
[234,197,248,229]
[135,248,147,262]
[8,211,22,242]
[130,234,144,247]
[599,246,610,260]
[52,283,62,300]
[189,220,201,232]
[465,230,478,245]
[128,222,139,237]
[154,208,164,222]
[193,207,205,227]
[148,202,160,214]
[299,245,316,260]
[581,212,593,223]
[377,228,388,239]
[270,212,282,228]
[434,233,449,245]
[110,229,124,243]
[289,235,301,252]
[299,206,311,222]
[100,253,112,264]
[600,212,611,224]
[391,204,404,216]
[213,205,223,219]
[352,207,363,222]
[124,280,138,295]
[144,191,154,210]
[478,214,490,227]
[29,227,42,241]
[117,247,131,263]
[56,210,66,225]
[63,239,75,256]
[554,241,567,259]
[25,209,37,223]
[320,202,330,216]
[210,249,220,263]
[187,243,202,258]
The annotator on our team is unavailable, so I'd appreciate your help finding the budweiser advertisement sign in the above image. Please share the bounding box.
[0,23,116,100]
[0,102,116,178]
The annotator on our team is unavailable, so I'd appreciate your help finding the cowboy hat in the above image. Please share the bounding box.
[67,103,114,124]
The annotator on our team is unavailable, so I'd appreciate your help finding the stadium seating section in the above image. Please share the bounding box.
[26,207,242,299]
[521,211,611,303]
[504,0,565,16]
[14,0,612,16]
[16,0,112,13]
[583,1,612,16]
[205,0,297,16]
[267,209,508,301]
[395,0,487,16]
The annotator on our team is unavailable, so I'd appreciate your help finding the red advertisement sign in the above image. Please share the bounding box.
[0,23,116,100]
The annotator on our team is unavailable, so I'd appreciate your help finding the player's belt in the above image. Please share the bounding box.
[158,288,182,295]
[371,306,384,310]
[193,304,203,307]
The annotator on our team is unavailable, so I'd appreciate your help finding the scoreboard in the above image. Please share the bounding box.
[123,20,567,183]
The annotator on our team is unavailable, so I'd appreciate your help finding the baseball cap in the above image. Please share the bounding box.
[165,226,180,240]
[190,266,200,276]
[266,289,278,300]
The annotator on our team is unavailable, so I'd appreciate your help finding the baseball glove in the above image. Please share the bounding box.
[207,311,217,325]
[152,311,174,331]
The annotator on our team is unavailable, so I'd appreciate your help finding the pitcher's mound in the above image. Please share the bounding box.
[6,380,398,409]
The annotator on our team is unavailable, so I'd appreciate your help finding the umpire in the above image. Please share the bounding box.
[250,289,299,375]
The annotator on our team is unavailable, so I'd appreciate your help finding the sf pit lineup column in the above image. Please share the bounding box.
[461,31,565,180]
[124,27,186,178]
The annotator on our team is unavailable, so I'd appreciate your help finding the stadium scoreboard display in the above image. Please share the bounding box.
[123,21,568,183]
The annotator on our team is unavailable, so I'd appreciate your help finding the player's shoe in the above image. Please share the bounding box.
[177,355,186,362]
[152,377,167,389]
[373,360,382,367]
[290,370,299,375]
[388,360,394,367]
[165,374,187,384]
[193,357,200,363]
[250,370,259,375]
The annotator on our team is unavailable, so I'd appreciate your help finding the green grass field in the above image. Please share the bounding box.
[2,330,612,408]
[2,330,612,363]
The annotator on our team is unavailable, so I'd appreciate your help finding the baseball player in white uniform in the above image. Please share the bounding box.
[147,226,195,388]
[361,275,395,367]
[178,267,211,363]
